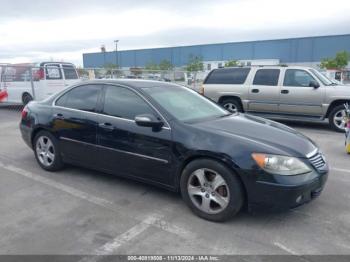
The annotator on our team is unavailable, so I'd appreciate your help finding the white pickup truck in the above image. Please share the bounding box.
[0,62,80,105]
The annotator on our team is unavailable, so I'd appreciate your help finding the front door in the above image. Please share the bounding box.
[52,84,103,165]
[279,69,324,116]
[247,69,280,113]
[96,84,173,186]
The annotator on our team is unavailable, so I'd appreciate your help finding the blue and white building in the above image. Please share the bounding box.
[83,34,350,72]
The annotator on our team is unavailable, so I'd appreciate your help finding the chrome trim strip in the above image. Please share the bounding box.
[51,82,171,130]
[60,137,169,164]
[306,148,318,158]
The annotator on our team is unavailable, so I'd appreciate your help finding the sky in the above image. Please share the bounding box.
[1,0,350,66]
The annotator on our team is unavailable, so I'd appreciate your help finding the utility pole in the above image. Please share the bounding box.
[114,40,119,68]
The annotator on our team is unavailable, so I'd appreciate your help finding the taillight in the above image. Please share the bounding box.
[21,106,28,119]
[199,84,205,95]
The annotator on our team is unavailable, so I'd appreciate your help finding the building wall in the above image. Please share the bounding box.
[83,34,350,68]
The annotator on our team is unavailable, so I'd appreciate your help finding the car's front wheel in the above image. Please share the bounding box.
[34,131,64,171]
[180,159,244,222]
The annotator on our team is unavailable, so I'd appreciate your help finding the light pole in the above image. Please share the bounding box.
[114,40,119,68]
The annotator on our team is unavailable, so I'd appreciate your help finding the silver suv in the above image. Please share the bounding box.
[201,66,350,132]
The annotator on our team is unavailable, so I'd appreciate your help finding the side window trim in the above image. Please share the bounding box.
[100,84,171,129]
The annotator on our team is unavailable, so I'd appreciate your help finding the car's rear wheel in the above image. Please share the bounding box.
[180,159,243,222]
[22,93,33,106]
[221,98,242,113]
[329,105,347,132]
[34,131,64,171]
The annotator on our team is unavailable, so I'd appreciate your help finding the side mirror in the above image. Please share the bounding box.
[135,114,163,129]
[309,80,320,89]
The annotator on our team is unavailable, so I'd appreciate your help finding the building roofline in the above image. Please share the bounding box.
[83,33,350,56]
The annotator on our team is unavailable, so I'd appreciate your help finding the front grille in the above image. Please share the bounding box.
[309,152,326,171]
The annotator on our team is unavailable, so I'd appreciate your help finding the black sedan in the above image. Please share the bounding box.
[20,80,328,221]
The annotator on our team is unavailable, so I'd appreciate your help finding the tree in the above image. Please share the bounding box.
[320,51,349,70]
[103,63,118,76]
[159,59,174,71]
[186,55,204,72]
[76,66,88,78]
[225,60,238,67]
[145,62,159,71]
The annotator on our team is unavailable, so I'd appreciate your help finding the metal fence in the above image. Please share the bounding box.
[79,68,206,91]
[0,64,207,110]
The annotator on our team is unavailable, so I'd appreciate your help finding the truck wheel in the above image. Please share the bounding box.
[221,98,242,113]
[22,93,33,106]
[329,105,347,132]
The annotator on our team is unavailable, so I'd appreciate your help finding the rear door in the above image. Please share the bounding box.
[96,84,173,186]
[247,68,280,113]
[279,69,324,116]
[53,84,103,165]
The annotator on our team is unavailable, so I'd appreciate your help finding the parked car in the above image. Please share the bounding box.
[0,62,80,105]
[201,66,350,132]
[20,80,328,221]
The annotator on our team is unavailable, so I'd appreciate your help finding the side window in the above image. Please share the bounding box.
[62,65,79,80]
[204,68,251,84]
[55,85,101,112]
[103,85,155,120]
[45,65,62,80]
[284,69,316,87]
[253,69,280,86]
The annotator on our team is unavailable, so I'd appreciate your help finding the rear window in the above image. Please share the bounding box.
[63,65,78,80]
[204,68,251,84]
[45,65,62,80]
[253,69,280,86]
[56,84,101,112]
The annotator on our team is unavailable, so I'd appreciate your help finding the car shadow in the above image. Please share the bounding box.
[61,164,306,224]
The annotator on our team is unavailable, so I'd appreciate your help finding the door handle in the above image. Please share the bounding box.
[281,90,289,94]
[99,122,114,131]
[54,113,65,120]
[252,89,260,93]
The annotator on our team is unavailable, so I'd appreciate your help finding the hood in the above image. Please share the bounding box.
[192,113,317,158]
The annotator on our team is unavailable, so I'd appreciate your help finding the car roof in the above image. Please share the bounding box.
[81,79,182,90]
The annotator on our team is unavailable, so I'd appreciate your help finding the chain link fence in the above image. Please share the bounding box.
[0,64,207,112]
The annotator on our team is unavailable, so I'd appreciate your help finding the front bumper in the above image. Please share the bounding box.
[242,163,328,212]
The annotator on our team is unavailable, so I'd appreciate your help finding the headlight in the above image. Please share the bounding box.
[252,153,311,175]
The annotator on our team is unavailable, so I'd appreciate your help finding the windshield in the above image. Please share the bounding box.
[143,85,229,122]
[309,69,333,86]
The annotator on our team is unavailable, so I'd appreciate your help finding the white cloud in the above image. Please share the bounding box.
[0,0,349,66]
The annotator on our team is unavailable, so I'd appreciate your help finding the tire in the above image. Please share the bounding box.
[33,131,64,171]
[329,105,347,132]
[221,98,242,113]
[180,159,244,222]
[22,93,33,106]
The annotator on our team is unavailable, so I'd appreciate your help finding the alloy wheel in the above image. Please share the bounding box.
[223,103,237,113]
[187,168,230,214]
[36,136,55,167]
[333,109,347,131]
